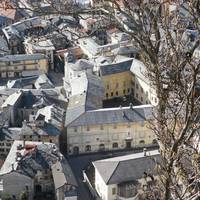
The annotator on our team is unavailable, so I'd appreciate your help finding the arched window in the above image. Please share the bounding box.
[73,146,79,155]
[85,145,91,152]
[112,143,118,148]
[99,144,105,151]
[139,140,145,144]
[152,139,158,144]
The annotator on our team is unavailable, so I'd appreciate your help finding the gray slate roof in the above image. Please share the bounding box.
[7,76,38,89]
[0,128,21,141]
[93,150,160,184]
[18,144,58,178]
[65,72,104,126]
[68,105,153,127]
[130,59,148,83]
[71,59,94,71]
[0,171,33,197]
[100,58,133,76]
[0,88,59,99]
[7,74,54,89]
[0,54,47,62]
[52,158,78,190]
[112,46,139,55]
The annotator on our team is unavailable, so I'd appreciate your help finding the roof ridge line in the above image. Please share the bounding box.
[106,161,120,184]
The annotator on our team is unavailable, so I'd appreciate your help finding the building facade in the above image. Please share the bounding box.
[91,150,160,200]
[100,58,133,99]
[0,54,48,78]
[24,38,55,70]
[65,105,157,155]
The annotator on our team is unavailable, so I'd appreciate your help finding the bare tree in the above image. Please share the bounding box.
[99,0,200,199]
[1,0,200,199]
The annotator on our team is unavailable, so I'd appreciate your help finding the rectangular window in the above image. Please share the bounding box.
[74,127,77,132]
[112,188,116,195]
[113,124,117,129]
[87,126,90,131]
[12,60,21,64]
[100,125,104,130]
[141,87,143,93]
[136,84,139,89]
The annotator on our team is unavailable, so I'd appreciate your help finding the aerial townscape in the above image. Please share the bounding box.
[0,0,199,200]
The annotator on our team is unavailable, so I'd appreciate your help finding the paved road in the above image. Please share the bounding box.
[67,146,159,200]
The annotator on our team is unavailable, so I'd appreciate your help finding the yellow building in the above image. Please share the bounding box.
[20,118,60,147]
[99,57,158,105]
[100,58,133,99]
[64,104,157,155]
[24,38,55,70]
[0,54,48,78]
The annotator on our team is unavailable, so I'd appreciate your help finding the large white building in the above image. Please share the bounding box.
[92,150,160,200]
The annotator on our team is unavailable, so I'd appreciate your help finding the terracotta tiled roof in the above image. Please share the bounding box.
[0,1,16,20]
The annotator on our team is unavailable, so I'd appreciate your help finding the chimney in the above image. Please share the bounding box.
[143,148,147,156]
